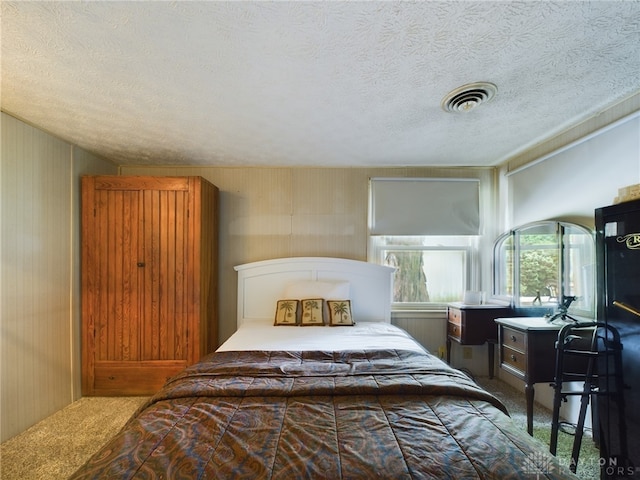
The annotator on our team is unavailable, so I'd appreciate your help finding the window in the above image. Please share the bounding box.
[371,235,477,309]
[368,177,482,310]
[493,221,595,316]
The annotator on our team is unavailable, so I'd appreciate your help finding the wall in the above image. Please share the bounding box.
[503,113,640,230]
[120,165,496,349]
[496,111,640,424]
[0,113,117,442]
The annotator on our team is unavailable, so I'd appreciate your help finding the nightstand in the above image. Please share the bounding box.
[495,317,566,435]
[447,303,511,379]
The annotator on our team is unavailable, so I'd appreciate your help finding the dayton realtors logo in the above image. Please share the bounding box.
[617,233,640,250]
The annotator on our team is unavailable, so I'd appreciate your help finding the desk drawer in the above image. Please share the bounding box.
[502,346,527,374]
[447,307,462,342]
[502,327,526,352]
[447,321,461,341]
[448,308,462,325]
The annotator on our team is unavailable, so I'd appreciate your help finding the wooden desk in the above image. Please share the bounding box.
[447,303,511,378]
[495,317,565,435]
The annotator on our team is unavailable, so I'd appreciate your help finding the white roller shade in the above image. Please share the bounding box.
[369,178,480,235]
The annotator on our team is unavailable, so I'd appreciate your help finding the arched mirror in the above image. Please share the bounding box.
[493,221,595,317]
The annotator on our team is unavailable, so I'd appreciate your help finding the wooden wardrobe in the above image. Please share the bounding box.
[81,176,218,395]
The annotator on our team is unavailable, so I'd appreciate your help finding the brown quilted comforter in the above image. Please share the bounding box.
[71,349,576,479]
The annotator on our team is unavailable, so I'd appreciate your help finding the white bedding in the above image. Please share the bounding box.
[216,320,426,353]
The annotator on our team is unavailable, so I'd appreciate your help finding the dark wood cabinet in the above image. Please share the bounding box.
[446,303,511,378]
[81,175,218,395]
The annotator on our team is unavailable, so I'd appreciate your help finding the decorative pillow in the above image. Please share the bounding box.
[300,298,325,326]
[327,300,355,326]
[274,299,300,326]
[284,281,350,301]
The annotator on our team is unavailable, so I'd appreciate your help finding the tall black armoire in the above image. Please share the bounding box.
[595,198,640,478]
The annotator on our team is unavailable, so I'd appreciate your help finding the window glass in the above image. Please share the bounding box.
[517,223,559,307]
[372,236,476,308]
[563,224,595,314]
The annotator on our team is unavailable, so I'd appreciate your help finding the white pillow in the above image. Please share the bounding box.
[283,281,350,300]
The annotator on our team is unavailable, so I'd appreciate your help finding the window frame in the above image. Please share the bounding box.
[368,174,492,312]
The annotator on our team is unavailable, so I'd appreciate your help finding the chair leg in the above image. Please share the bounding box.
[570,361,595,472]
[550,390,563,455]
[550,371,565,455]
[550,328,568,456]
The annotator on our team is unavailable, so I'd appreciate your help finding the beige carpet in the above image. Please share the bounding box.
[0,379,599,479]
[0,396,147,480]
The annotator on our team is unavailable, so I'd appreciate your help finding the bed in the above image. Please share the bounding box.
[71,257,576,479]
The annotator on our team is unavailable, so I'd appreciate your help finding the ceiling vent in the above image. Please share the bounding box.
[441,82,497,113]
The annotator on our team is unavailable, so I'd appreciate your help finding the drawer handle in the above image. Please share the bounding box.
[510,335,517,342]
[510,354,517,362]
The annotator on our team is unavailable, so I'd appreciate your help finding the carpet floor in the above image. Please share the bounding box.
[477,377,600,480]
[1,378,600,479]
[1,396,148,479]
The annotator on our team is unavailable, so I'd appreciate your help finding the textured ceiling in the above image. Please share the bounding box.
[2,1,639,167]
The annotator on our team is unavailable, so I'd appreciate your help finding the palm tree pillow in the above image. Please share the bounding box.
[300,298,325,326]
[274,299,300,325]
[327,300,354,326]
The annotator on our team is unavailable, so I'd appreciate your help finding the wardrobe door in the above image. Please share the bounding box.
[82,176,193,395]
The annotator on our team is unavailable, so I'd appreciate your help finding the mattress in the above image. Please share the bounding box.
[217,320,427,352]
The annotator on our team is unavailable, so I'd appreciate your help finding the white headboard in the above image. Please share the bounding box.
[234,257,395,327]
